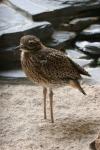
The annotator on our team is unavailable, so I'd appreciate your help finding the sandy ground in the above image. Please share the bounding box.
[0,78,100,150]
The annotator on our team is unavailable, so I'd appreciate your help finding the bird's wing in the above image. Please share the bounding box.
[68,57,90,76]
[37,49,82,81]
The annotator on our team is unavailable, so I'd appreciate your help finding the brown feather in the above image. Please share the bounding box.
[68,57,91,77]
[69,80,86,95]
[20,35,90,92]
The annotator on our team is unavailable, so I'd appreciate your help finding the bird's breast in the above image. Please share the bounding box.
[21,51,49,85]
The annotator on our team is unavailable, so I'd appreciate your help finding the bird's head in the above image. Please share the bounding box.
[20,35,42,52]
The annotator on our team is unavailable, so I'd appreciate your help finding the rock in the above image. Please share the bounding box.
[0,46,21,70]
[78,24,100,41]
[1,0,100,71]
[5,0,100,25]
[67,49,92,67]
[31,1,100,21]
[0,4,54,49]
[76,41,100,66]
[67,49,85,59]
[0,20,53,48]
[60,17,99,32]
[5,0,50,16]
[0,3,54,70]
[76,41,100,59]
[0,69,26,78]
[46,31,76,51]
[0,20,53,68]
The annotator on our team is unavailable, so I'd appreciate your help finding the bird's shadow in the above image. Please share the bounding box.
[38,118,100,141]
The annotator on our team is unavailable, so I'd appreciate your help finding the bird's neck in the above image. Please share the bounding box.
[21,44,46,61]
[21,50,30,62]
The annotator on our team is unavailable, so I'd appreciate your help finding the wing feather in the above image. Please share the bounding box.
[37,48,82,81]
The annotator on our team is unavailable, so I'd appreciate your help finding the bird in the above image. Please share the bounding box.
[19,35,90,123]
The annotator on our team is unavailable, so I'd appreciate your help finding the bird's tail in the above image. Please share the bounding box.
[69,80,86,95]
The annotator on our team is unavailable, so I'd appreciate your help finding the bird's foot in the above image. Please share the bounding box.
[44,115,47,120]
[51,117,54,123]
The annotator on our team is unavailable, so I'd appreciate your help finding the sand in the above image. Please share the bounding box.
[0,78,100,150]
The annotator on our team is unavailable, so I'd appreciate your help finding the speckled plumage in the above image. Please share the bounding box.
[20,35,90,123]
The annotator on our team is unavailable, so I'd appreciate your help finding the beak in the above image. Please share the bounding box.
[13,45,20,56]
[14,45,20,50]
[14,44,24,50]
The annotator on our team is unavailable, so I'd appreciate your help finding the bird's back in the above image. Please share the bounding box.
[38,48,90,79]
[67,57,90,77]
[21,47,90,87]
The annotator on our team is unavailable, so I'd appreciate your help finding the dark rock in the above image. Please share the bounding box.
[0,47,19,62]
[62,0,97,5]
[45,31,76,51]
[76,41,100,66]
[32,1,100,22]
[0,4,54,49]
[6,0,100,25]
[60,17,99,32]
[0,20,54,68]
[0,3,54,70]
[0,22,53,49]
[78,24,100,41]
[59,24,72,31]
[76,41,100,58]
[1,0,100,71]
[67,49,92,67]
[0,46,21,70]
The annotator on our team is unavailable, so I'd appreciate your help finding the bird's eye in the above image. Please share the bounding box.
[28,40,34,46]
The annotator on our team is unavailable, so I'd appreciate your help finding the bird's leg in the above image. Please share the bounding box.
[43,87,47,119]
[49,88,54,123]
